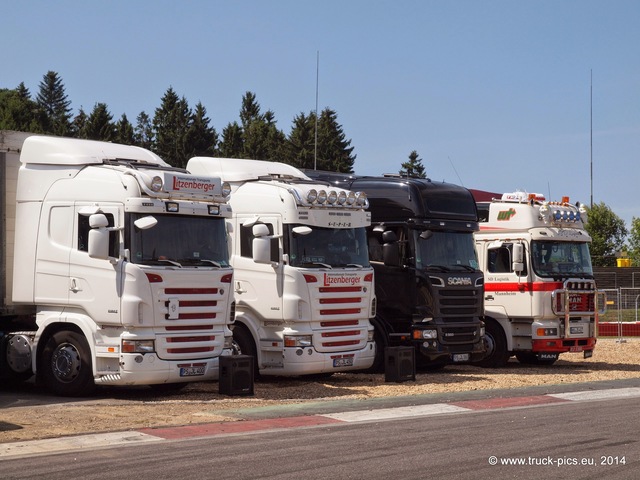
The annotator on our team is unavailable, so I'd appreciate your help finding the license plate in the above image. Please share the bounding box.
[180,366,205,377]
[569,346,584,352]
[452,353,470,362]
[333,357,354,368]
[584,350,593,359]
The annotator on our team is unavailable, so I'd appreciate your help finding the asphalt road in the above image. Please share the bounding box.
[1,382,639,480]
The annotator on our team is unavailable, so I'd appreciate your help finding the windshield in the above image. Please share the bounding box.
[127,213,229,267]
[415,230,479,272]
[288,225,370,268]
[531,240,593,278]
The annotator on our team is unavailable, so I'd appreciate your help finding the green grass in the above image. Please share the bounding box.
[599,309,639,323]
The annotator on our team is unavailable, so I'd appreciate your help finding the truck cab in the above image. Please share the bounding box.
[474,191,605,366]
[187,158,376,376]
[306,171,486,368]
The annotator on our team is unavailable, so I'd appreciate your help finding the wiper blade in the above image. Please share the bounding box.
[426,264,450,272]
[449,264,477,272]
[200,259,223,267]
[300,262,333,269]
[157,258,182,267]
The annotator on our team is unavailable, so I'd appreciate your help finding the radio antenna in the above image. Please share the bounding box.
[314,51,319,170]
[448,156,464,186]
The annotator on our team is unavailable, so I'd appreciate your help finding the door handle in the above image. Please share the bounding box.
[70,278,82,293]
[485,295,494,301]
[235,281,247,294]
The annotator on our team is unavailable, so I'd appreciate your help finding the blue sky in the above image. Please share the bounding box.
[3,0,640,227]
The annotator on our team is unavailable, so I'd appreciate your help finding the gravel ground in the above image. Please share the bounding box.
[1,338,639,443]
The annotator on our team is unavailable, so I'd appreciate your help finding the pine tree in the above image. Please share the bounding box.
[36,71,72,136]
[400,150,427,178]
[316,108,355,173]
[286,112,316,168]
[0,85,44,132]
[218,122,244,158]
[85,103,115,141]
[71,107,88,138]
[115,113,135,145]
[185,102,217,158]
[153,87,192,167]
[134,111,153,149]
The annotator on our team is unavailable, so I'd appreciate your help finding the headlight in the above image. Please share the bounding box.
[284,335,313,347]
[221,182,231,197]
[536,328,558,337]
[151,176,163,192]
[367,330,375,342]
[413,329,437,340]
[122,340,155,353]
[422,329,438,339]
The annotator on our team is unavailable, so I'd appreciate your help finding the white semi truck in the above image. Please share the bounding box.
[0,131,234,396]
[474,191,605,367]
[187,158,376,376]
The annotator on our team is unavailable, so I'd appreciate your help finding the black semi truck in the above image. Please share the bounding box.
[305,171,486,370]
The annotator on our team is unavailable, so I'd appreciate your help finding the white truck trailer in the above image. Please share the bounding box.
[474,191,605,367]
[0,131,234,396]
[187,157,376,376]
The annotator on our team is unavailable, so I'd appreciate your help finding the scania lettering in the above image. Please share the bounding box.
[0,131,234,396]
[305,171,486,369]
[187,158,375,376]
[474,191,605,367]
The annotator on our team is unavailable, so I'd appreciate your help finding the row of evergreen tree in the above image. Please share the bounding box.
[0,70,375,172]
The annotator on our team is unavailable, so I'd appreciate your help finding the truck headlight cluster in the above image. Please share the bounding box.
[122,339,155,353]
[536,328,558,337]
[284,335,313,347]
[413,329,437,340]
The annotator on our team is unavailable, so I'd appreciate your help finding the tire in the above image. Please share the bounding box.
[361,327,386,373]
[515,351,558,366]
[476,320,510,368]
[0,334,34,386]
[232,324,259,378]
[41,330,95,397]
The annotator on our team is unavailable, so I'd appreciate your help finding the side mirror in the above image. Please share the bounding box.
[88,214,110,260]
[381,230,400,267]
[512,243,524,273]
[253,237,272,264]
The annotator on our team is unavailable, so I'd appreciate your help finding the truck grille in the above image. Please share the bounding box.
[439,288,481,316]
[156,285,229,360]
[304,273,374,353]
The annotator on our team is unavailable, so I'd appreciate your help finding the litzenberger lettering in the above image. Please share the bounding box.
[324,273,362,287]
[171,176,216,193]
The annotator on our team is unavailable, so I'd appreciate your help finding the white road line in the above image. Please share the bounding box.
[548,387,640,402]
[321,403,471,423]
[0,431,163,459]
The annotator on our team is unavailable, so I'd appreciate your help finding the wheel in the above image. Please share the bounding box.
[231,324,259,378]
[476,320,510,368]
[41,330,95,397]
[515,351,558,366]
[0,334,34,386]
